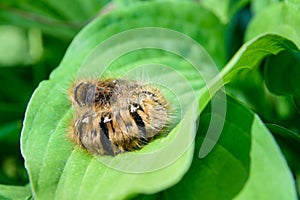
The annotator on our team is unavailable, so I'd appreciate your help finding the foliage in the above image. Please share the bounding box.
[0,0,299,199]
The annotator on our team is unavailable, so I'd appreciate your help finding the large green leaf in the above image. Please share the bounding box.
[21,1,226,199]
[165,94,252,200]
[195,34,299,199]
[234,119,297,199]
[140,95,297,199]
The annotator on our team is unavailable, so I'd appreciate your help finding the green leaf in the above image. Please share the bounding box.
[0,184,32,200]
[224,41,300,124]
[199,0,249,23]
[222,34,298,84]
[223,33,300,130]
[246,1,300,48]
[266,124,300,175]
[234,118,297,199]
[164,95,297,199]
[221,31,300,143]
[21,1,226,199]
[165,94,251,199]
[264,49,300,97]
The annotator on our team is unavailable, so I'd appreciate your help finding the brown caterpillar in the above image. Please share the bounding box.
[68,78,169,156]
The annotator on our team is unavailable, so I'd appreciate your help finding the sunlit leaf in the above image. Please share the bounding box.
[21,1,226,199]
